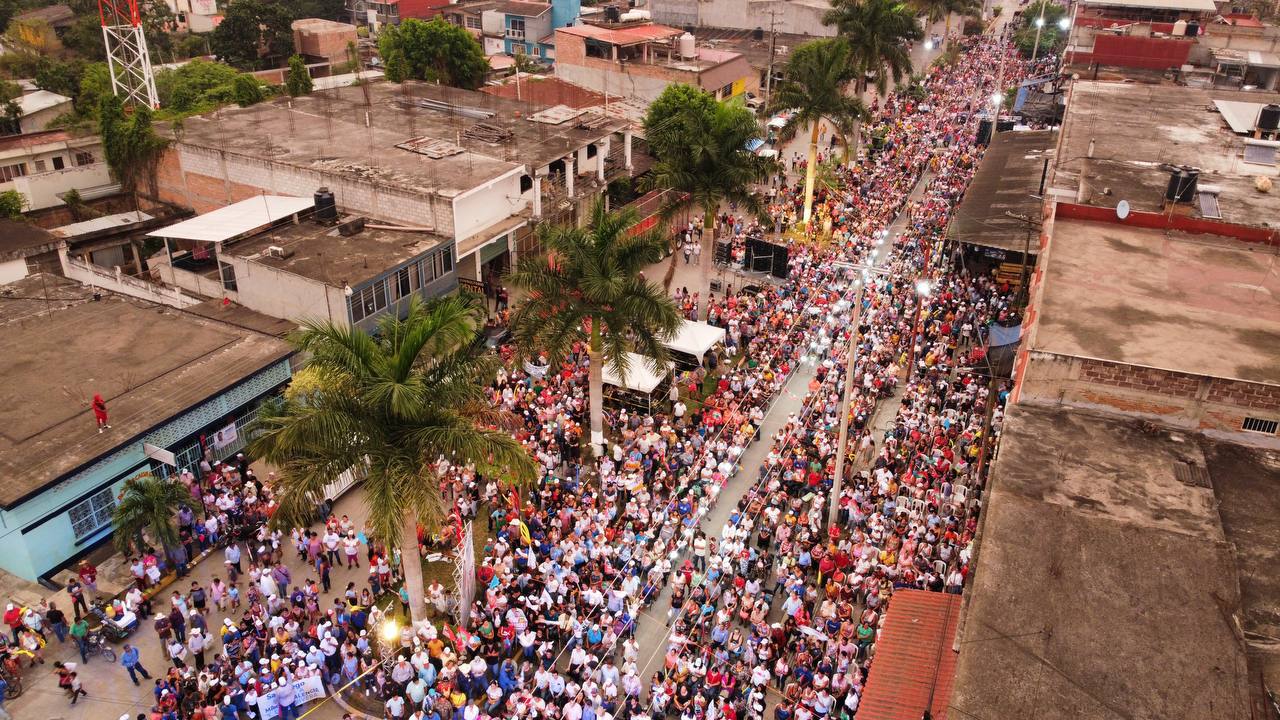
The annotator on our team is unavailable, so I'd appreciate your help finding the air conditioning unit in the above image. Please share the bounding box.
[267,245,294,259]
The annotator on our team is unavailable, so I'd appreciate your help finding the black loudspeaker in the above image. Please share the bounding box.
[976,118,993,146]
[745,238,789,279]
[714,240,732,265]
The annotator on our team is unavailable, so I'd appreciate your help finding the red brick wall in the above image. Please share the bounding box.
[1206,380,1280,413]
[1077,358,1203,399]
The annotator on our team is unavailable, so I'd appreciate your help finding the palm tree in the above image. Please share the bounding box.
[506,199,681,458]
[768,38,868,227]
[915,0,981,43]
[644,99,775,286]
[112,474,192,555]
[249,294,536,622]
[824,0,924,97]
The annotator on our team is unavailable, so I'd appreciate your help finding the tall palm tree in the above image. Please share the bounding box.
[824,0,924,97]
[506,199,681,458]
[249,294,536,622]
[643,98,775,287]
[112,474,192,555]
[768,38,868,227]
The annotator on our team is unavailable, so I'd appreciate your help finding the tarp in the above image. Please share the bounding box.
[988,322,1023,347]
[602,351,670,394]
[662,320,726,361]
[745,138,765,153]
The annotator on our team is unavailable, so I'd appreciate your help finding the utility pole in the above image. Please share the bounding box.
[1030,0,1048,62]
[764,8,781,108]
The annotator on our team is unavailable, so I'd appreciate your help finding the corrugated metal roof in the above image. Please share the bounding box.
[857,590,963,720]
[146,196,314,243]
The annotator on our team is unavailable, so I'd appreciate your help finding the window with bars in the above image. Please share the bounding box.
[69,488,116,540]
[1242,417,1279,435]
[0,163,26,182]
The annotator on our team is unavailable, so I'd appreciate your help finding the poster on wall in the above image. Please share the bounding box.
[210,422,238,451]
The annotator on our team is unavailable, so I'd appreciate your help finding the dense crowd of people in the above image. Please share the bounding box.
[2,34,1032,720]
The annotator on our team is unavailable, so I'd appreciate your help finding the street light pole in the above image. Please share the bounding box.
[828,260,893,529]
[1031,2,1048,62]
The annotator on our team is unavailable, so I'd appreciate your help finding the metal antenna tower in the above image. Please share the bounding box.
[99,0,159,109]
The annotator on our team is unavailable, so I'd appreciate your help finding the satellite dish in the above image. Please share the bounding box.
[1116,200,1130,220]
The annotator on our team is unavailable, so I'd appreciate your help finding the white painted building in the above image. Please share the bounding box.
[0,130,113,211]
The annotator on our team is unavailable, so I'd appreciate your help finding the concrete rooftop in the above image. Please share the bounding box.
[1055,81,1280,226]
[0,275,293,507]
[950,403,1260,720]
[168,81,629,198]
[226,214,448,288]
[1033,218,1280,385]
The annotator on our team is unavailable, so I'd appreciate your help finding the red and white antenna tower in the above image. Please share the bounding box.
[99,0,159,109]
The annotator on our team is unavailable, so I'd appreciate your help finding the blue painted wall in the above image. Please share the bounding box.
[550,0,581,34]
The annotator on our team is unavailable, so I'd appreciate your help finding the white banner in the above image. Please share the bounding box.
[255,676,326,720]
[455,521,475,626]
[210,422,239,451]
[189,0,216,15]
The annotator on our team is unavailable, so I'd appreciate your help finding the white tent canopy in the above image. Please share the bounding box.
[602,352,671,394]
[663,320,727,362]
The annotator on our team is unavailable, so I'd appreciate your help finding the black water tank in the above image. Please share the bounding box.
[314,187,337,223]
[1258,104,1280,131]
[603,5,621,22]
[752,26,764,41]
[1185,20,1199,37]
[1165,167,1199,203]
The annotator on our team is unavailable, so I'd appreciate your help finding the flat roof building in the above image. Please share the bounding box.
[1053,81,1280,225]
[554,21,759,104]
[0,274,293,581]
[155,81,633,289]
[950,404,1275,719]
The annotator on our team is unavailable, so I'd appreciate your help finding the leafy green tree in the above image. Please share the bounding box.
[768,39,867,226]
[250,295,536,621]
[0,189,25,219]
[506,199,681,457]
[378,18,489,90]
[233,74,265,107]
[384,49,409,83]
[0,79,21,134]
[643,96,773,285]
[0,0,18,34]
[99,94,169,201]
[1013,0,1068,58]
[824,0,923,96]
[155,59,243,113]
[286,55,313,97]
[211,0,293,70]
[111,474,192,555]
[61,16,109,60]
[643,83,719,164]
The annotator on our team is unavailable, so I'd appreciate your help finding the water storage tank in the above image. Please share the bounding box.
[314,187,338,223]
[603,5,621,22]
[1171,19,1187,36]
[679,32,696,59]
[752,26,764,41]
[1165,167,1199,203]
[1258,104,1280,132]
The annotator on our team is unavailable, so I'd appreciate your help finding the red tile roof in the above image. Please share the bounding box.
[857,590,963,720]
[0,129,75,153]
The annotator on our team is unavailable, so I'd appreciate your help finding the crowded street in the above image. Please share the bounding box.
[3,25,1031,720]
